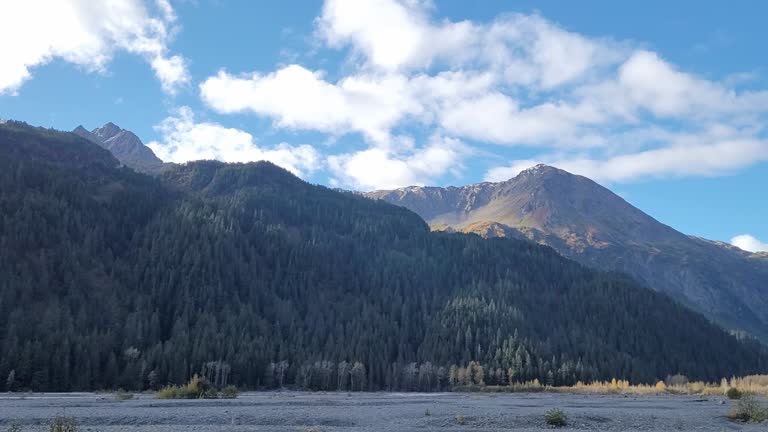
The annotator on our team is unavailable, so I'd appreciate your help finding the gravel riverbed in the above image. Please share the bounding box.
[0,391,760,431]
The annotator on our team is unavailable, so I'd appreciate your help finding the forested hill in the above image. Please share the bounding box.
[366,165,768,342]
[0,121,764,392]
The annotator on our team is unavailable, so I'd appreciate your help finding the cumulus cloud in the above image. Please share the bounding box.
[315,0,622,86]
[198,0,768,188]
[581,50,768,119]
[328,135,467,190]
[150,55,189,94]
[199,3,625,152]
[485,134,768,183]
[440,93,607,146]
[316,0,481,71]
[147,107,321,176]
[731,235,768,253]
[0,0,189,95]
[201,65,424,143]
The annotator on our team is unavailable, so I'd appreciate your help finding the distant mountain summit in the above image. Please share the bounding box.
[92,122,123,141]
[367,164,768,342]
[73,122,164,174]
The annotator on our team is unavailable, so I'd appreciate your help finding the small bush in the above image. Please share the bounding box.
[156,375,229,399]
[455,414,465,425]
[115,389,134,401]
[727,395,768,423]
[156,385,180,399]
[184,374,214,398]
[6,421,21,432]
[424,408,431,416]
[545,408,567,427]
[726,387,742,400]
[220,385,239,399]
[48,416,78,432]
[200,387,219,399]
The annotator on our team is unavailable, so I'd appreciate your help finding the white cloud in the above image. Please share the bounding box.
[328,135,467,190]
[150,55,189,94]
[618,51,728,117]
[0,0,189,95]
[200,65,423,143]
[485,135,768,183]
[201,4,623,148]
[440,93,606,146]
[588,50,768,119]
[147,107,321,177]
[731,235,768,253]
[199,0,768,186]
[485,14,624,89]
[155,0,176,23]
[200,65,493,144]
[316,0,620,87]
[316,0,479,71]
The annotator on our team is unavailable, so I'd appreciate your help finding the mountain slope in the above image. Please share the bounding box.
[367,164,768,342]
[73,122,165,174]
[0,122,764,392]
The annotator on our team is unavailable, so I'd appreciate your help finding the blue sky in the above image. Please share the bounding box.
[0,0,766,250]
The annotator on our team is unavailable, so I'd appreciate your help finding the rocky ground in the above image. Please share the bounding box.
[0,391,760,431]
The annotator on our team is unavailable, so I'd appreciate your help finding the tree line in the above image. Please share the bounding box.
[0,122,764,392]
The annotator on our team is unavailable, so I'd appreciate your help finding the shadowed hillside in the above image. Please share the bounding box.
[0,122,764,392]
[368,165,768,342]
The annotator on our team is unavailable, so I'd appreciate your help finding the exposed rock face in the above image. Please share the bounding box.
[73,122,164,174]
[367,164,768,341]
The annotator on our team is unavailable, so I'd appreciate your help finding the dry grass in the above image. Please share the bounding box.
[156,375,220,399]
[462,375,768,397]
[728,375,768,395]
[564,376,768,396]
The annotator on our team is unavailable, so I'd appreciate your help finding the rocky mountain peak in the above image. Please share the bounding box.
[72,125,100,144]
[517,163,561,176]
[72,122,164,174]
[92,122,123,141]
[510,164,587,192]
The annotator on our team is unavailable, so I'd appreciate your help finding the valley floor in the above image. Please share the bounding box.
[0,391,759,431]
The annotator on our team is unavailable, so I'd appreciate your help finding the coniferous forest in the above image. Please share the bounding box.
[0,121,765,392]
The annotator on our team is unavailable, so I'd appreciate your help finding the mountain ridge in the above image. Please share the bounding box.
[366,164,768,342]
[73,122,165,174]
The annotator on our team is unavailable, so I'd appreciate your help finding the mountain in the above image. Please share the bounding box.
[0,121,764,392]
[367,164,768,342]
[73,122,165,174]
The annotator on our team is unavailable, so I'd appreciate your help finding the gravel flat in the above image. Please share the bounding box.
[0,391,760,431]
